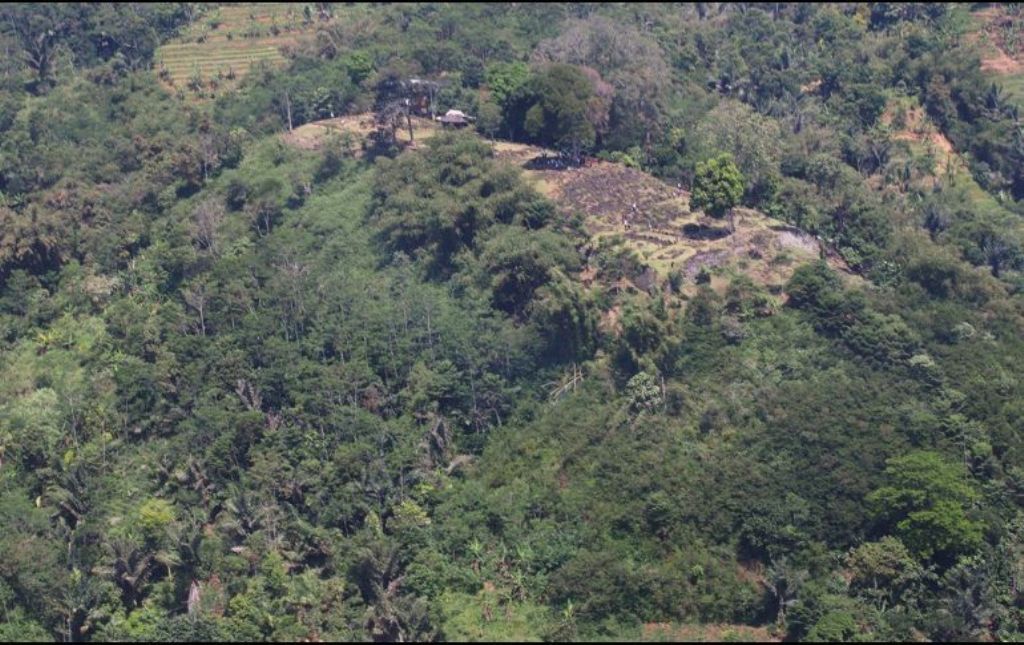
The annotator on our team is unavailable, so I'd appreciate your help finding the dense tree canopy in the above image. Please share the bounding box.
[2,2,1024,642]
[506,63,605,159]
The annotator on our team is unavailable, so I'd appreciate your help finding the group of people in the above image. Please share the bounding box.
[623,202,640,230]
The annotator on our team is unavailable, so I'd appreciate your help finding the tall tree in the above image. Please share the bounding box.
[510,63,604,161]
[532,15,669,150]
[691,153,744,228]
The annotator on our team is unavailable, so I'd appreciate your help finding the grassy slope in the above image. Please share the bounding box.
[972,5,1024,104]
[883,93,1019,229]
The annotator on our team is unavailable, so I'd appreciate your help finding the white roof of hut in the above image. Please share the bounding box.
[438,109,474,124]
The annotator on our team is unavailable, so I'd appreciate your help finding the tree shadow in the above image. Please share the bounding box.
[682,222,731,241]
[523,154,584,171]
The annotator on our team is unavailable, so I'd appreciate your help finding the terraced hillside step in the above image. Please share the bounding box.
[153,2,325,97]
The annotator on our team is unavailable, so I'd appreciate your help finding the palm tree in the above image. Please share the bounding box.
[546,600,578,641]
[763,557,809,628]
[984,83,1007,119]
[356,538,436,642]
[364,590,434,642]
[93,536,158,608]
[285,569,322,630]
[468,538,485,575]
[936,556,1000,641]
[45,474,88,533]
[54,568,113,641]
[165,507,205,578]
[218,484,263,542]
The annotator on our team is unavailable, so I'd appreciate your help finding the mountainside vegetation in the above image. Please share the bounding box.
[2,2,1024,642]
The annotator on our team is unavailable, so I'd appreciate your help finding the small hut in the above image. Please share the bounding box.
[438,109,473,128]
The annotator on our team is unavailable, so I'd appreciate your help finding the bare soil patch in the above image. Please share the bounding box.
[281,115,440,153]
[972,6,1024,75]
[981,47,1024,74]
[884,102,957,174]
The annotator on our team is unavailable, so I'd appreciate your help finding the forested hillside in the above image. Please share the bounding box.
[2,3,1024,642]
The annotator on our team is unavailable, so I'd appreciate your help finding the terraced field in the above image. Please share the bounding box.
[493,141,852,296]
[155,3,324,95]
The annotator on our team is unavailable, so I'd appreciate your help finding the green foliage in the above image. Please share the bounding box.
[845,537,925,610]
[805,607,857,642]
[509,63,600,157]
[531,13,669,150]
[691,154,744,219]
[690,100,781,205]
[476,99,503,140]
[390,499,432,531]
[0,3,187,94]
[624,371,662,412]
[479,227,579,316]
[786,261,921,368]
[529,270,598,362]
[0,608,52,641]
[868,451,984,561]
[2,3,1024,643]
[371,132,555,275]
[342,51,374,85]
[137,498,176,537]
[439,590,550,641]
[485,61,530,107]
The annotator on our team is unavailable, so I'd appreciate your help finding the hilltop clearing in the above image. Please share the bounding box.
[285,116,850,300]
[282,114,443,151]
